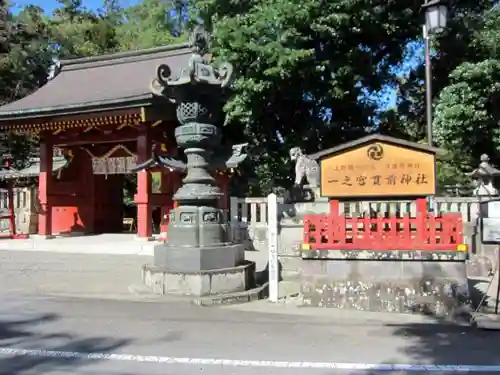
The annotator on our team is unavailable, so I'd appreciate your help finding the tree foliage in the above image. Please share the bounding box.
[193,0,438,193]
[390,0,491,138]
[434,6,500,175]
[0,0,497,195]
[0,1,51,164]
[0,2,51,104]
[374,0,493,190]
[49,0,119,58]
[114,0,186,51]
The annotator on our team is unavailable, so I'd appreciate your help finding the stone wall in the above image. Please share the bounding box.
[464,222,498,278]
[276,221,470,317]
[300,256,469,316]
[232,199,480,316]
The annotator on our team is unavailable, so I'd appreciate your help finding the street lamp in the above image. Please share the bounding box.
[422,0,448,34]
[421,0,448,147]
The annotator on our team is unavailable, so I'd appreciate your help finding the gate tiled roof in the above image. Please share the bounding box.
[0,43,191,121]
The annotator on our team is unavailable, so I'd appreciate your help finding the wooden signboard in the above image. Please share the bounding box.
[319,138,437,198]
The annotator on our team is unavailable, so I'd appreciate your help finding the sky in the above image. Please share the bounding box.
[13,0,134,13]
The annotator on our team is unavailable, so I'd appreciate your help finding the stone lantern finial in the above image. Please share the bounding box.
[468,154,500,196]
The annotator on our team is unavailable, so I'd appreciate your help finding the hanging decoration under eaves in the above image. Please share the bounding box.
[82,144,137,175]
[92,156,137,175]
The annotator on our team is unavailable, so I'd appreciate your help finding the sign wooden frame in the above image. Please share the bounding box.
[313,136,440,199]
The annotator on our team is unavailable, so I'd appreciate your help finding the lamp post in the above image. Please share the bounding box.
[421,0,448,147]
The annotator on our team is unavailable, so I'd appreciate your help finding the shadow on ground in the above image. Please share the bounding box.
[344,315,500,375]
[0,313,131,374]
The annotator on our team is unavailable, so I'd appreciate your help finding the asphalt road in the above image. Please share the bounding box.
[1,250,499,375]
[1,293,500,375]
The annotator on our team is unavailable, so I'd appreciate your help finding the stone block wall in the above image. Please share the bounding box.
[464,222,498,278]
[300,257,469,317]
[231,197,496,314]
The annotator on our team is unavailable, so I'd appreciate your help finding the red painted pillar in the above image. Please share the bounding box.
[134,126,152,238]
[38,135,53,236]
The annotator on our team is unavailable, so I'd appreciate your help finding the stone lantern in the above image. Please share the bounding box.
[135,26,250,296]
[468,154,500,197]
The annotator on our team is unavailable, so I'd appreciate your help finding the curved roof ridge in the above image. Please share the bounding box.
[0,42,192,121]
[60,42,191,71]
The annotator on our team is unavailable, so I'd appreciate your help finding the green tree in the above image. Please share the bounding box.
[0,1,51,166]
[433,6,500,182]
[98,0,123,26]
[388,0,490,139]
[1,0,188,169]
[0,3,51,104]
[356,1,491,190]
[193,0,443,194]
[115,0,186,52]
[49,0,119,58]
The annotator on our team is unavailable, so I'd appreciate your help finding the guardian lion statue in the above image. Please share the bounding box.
[289,147,320,188]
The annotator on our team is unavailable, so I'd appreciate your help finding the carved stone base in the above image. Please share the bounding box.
[167,205,230,248]
[153,242,245,272]
[142,261,255,297]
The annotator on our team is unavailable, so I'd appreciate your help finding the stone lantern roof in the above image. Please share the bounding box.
[468,154,500,196]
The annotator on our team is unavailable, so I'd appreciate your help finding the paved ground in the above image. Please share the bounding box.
[2,293,500,375]
[0,250,150,299]
[1,250,500,374]
[0,249,267,299]
[0,234,158,255]
[0,234,271,261]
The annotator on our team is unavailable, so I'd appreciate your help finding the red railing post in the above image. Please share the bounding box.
[303,217,311,245]
[415,198,428,248]
[329,199,339,216]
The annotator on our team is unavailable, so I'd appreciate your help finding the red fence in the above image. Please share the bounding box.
[303,199,463,251]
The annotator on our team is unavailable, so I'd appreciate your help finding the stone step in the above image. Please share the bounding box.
[470,272,499,313]
[485,272,499,312]
[472,313,500,330]
[282,270,301,281]
[279,256,302,272]
[194,282,269,306]
[278,280,300,299]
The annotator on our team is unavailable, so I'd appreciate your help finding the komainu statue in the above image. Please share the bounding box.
[289,147,320,188]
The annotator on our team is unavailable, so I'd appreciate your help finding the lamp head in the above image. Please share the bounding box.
[421,0,448,35]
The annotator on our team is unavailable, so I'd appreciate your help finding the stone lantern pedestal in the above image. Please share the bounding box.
[135,26,254,297]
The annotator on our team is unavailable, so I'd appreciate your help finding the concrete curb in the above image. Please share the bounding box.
[193,282,269,306]
[472,313,500,330]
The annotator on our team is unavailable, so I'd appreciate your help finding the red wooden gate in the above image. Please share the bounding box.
[303,199,463,251]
